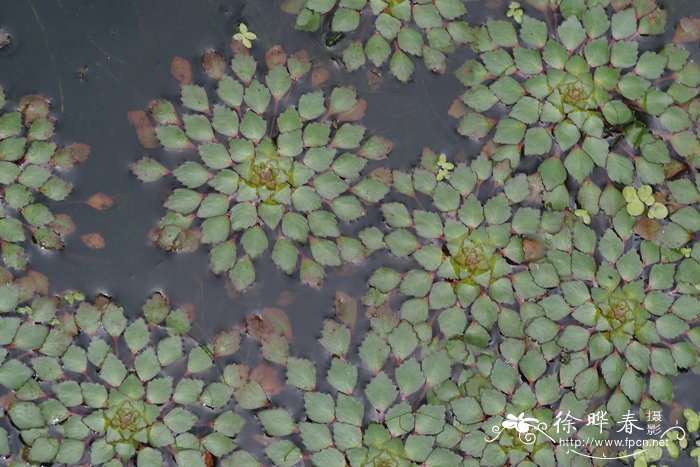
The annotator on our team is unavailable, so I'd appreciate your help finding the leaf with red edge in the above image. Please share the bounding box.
[170,56,193,84]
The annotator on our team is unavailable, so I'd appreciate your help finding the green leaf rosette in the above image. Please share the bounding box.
[131,46,393,292]
[0,288,253,465]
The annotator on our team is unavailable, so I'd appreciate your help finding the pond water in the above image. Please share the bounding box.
[0,0,699,466]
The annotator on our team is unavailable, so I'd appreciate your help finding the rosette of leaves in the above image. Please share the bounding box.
[452,0,700,205]
[0,291,250,466]
[514,207,699,422]
[362,148,553,328]
[130,46,393,291]
[283,0,472,82]
[0,87,88,270]
[234,290,606,466]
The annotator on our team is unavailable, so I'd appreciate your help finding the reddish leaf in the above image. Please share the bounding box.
[19,95,51,123]
[68,143,91,163]
[633,217,660,240]
[369,167,393,185]
[261,308,293,340]
[246,314,275,342]
[523,239,546,261]
[338,98,367,123]
[127,110,159,149]
[448,99,468,119]
[202,51,226,80]
[87,193,114,211]
[675,17,700,43]
[51,214,77,236]
[276,290,296,307]
[80,233,106,249]
[250,365,282,396]
[230,40,249,55]
[312,66,330,87]
[335,292,357,330]
[213,326,242,357]
[265,45,287,69]
[0,31,10,50]
[170,56,192,84]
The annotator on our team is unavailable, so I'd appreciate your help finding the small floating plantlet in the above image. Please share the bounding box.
[0,88,88,270]
[130,45,393,291]
[623,184,668,219]
[233,23,257,49]
[283,0,472,82]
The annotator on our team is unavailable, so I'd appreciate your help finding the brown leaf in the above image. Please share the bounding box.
[19,95,51,123]
[203,452,214,467]
[0,267,13,286]
[51,214,77,236]
[170,56,192,84]
[675,17,700,43]
[366,69,383,90]
[202,51,226,80]
[664,160,687,179]
[80,233,106,249]
[448,99,468,119]
[265,45,287,69]
[127,110,159,149]
[87,193,114,211]
[312,66,330,87]
[281,0,305,14]
[633,217,661,240]
[368,167,393,185]
[250,365,283,396]
[523,239,546,262]
[335,292,357,330]
[338,98,367,122]
[246,314,275,342]
[230,40,250,55]
[0,30,10,50]
[276,290,296,307]
[68,143,91,163]
[261,308,293,340]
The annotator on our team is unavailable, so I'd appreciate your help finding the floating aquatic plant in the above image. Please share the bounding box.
[236,291,579,466]
[516,206,699,417]
[130,45,392,291]
[0,287,249,465]
[0,87,88,270]
[233,23,257,49]
[283,0,472,82]
[452,0,700,207]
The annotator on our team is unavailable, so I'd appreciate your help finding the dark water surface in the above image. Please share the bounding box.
[1,0,699,465]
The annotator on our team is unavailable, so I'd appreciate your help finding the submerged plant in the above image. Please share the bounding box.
[130,45,392,291]
[283,0,472,82]
[0,288,250,465]
[0,88,88,270]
